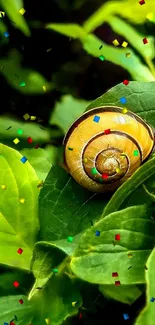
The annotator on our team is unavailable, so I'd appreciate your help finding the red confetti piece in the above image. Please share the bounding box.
[102,173,108,179]
[115,234,120,240]
[19,299,23,304]
[35,144,40,149]
[27,137,33,143]
[139,0,145,4]
[17,248,23,254]
[112,272,118,277]
[13,281,19,287]
[79,313,83,320]
[115,281,121,286]
[123,79,129,85]
[10,322,15,325]
[143,37,148,44]
[104,129,111,134]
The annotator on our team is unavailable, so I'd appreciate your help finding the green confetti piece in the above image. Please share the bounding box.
[99,55,105,61]
[17,128,23,135]
[67,236,74,243]
[20,81,26,87]
[52,268,58,273]
[133,150,139,156]
[68,147,73,151]
[91,167,98,175]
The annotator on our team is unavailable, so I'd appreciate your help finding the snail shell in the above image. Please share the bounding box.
[63,106,155,193]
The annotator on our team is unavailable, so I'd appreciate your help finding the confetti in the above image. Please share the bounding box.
[0,11,5,18]
[115,234,120,240]
[102,173,108,179]
[10,322,15,325]
[133,150,139,156]
[93,115,100,123]
[83,157,88,163]
[128,266,132,269]
[30,116,36,121]
[35,144,40,149]
[3,323,8,325]
[17,129,23,135]
[13,281,19,288]
[123,79,129,85]
[17,248,23,254]
[144,265,148,270]
[126,52,131,57]
[128,253,133,258]
[139,0,145,4]
[116,167,121,174]
[99,55,105,61]
[23,113,30,120]
[45,319,50,324]
[72,301,78,307]
[120,97,127,104]
[79,313,83,319]
[13,138,20,144]
[43,86,46,91]
[52,268,58,273]
[19,8,26,15]
[20,81,26,87]
[20,156,27,163]
[6,126,12,130]
[91,167,98,175]
[37,180,44,189]
[150,297,155,302]
[122,108,128,114]
[122,41,128,48]
[27,137,33,143]
[99,45,103,50]
[112,272,118,277]
[123,314,129,320]
[95,230,100,236]
[67,236,73,242]
[68,147,73,151]
[19,198,25,203]
[112,39,120,46]
[1,185,6,190]
[115,281,121,286]
[143,37,148,44]
[46,48,52,52]
[90,220,94,226]
[19,299,23,304]
[4,31,9,38]
[104,129,111,134]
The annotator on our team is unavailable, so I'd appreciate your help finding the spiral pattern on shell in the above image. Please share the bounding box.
[63,106,155,193]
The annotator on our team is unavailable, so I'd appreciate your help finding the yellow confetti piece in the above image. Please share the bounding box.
[128,253,133,258]
[23,113,30,120]
[19,8,26,15]
[13,138,20,144]
[37,180,44,189]
[126,52,131,57]
[0,11,5,18]
[83,158,88,163]
[30,116,36,121]
[112,39,120,46]
[72,301,77,307]
[116,167,121,174]
[19,198,25,203]
[122,108,128,114]
[122,41,128,48]
[43,86,46,91]
[45,319,50,324]
[1,185,6,190]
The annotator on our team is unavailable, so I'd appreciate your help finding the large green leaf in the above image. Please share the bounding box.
[0,270,34,297]
[0,143,39,270]
[0,50,54,94]
[99,284,143,305]
[50,95,90,133]
[0,0,30,36]
[83,0,155,33]
[81,34,155,82]
[135,248,155,325]
[102,156,155,218]
[46,23,86,38]
[38,165,110,241]
[70,205,155,285]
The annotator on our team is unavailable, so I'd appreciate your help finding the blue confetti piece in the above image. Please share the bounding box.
[4,322,9,325]
[93,115,100,123]
[150,297,155,302]
[20,156,27,163]
[120,97,127,104]
[123,314,129,320]
[95,230,100,236]
[4,31,9,38]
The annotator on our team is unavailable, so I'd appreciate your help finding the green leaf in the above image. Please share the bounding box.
[83,0,155,33]
[0,143,40,270]
[0,0,30,36]
[50,95,90,133]
[80,34,155,82]
[99,284,143,305]
[20,148,52,181]
[0,50,54,94]
[70,205,155,285]
[135,248,155,325]
[102,156,155,218]
[107,16,154,60]
[29,236,81,299]
[46,23,86,39]
[38,165,110,241]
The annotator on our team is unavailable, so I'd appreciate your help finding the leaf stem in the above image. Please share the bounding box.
[145,57,155,78]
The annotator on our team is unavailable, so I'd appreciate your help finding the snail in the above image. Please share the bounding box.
[63,106,155,193]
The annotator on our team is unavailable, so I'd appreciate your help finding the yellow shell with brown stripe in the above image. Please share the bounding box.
[63,106,155,193]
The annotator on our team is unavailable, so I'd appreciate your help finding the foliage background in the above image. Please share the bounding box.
[0,0,155,324]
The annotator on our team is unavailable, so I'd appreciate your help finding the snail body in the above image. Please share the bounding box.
[63,106,155,193]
